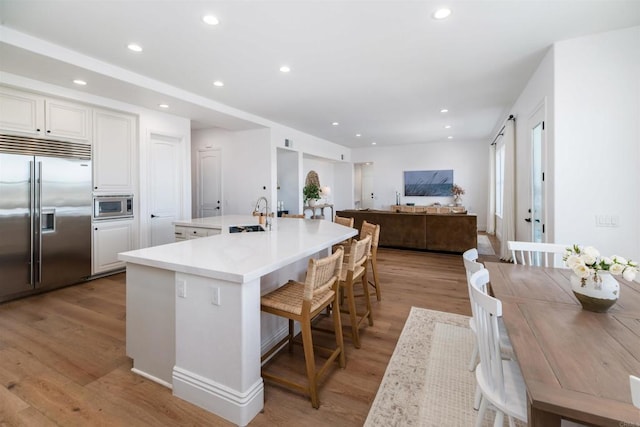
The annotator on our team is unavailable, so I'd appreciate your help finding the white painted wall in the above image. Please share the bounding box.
[505,46,555,243]
[553,26,640,261]
[192,127,272,216]
[352,139,488,230]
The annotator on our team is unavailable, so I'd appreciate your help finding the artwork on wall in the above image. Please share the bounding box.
[404,169,453,196]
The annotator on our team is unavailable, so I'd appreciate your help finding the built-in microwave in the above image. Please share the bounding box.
[93,195,134,220]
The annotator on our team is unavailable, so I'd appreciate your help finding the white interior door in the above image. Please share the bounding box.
[529,101,546,252]
[361,163,375,209]
[149,133,183,246]
[197,149,221,218]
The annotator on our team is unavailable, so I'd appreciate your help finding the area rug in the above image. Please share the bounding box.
[477,234,496,256]
[364,307,523,427]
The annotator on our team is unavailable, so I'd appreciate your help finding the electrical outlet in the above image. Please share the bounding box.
[211,287,221,306]
[177,280,187,298]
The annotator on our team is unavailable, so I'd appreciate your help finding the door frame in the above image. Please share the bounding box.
[528,99,547,243]
[140,130,189,248]
[196,148,222,218]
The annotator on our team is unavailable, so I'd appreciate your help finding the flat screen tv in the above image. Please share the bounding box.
[404,169,453,196]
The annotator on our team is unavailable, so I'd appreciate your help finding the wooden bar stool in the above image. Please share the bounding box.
[339,235,373,348]
[260,248,345,408]
[360,221,381,301]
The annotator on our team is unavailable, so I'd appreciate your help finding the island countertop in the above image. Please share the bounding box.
[118,215,356,283]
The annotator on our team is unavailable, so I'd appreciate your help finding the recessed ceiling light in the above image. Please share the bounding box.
[280,65,291,73]
[444,125,452,129]
[371,142,377,145]
[159,104,169,109]
[440,108,449,113]
[355,134,362,137]
[213,80,224,87]
[447,136,453,139]
[332,122,339,126]
[202,15,219,25]
[73,79,87,86]
[433,8,452,20]
[127,43,143,52]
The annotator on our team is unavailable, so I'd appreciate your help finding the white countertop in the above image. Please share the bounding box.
[118,215,356,283]
[173,214,258,230]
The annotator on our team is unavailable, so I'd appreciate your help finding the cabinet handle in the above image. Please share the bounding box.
[36,128,41,132]
[94,186,98,190]
[46,130,51,133]
[151,214,157,218]
[94,227,98,231]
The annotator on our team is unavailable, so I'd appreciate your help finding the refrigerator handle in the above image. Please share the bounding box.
[29,161,35,286]
[36,161,42,285]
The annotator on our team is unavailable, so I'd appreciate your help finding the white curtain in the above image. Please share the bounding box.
[499,119,516,261]
[486,144,496,234]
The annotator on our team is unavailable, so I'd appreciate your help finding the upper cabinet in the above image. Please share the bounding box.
[93,108,136,193]
[0,86,91,142]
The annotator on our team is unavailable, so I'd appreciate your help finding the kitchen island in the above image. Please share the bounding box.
[118,215,356,426]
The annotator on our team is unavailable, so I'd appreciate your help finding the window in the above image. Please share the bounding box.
[495,144,505,217]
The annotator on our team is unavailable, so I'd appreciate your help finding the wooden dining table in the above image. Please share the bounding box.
[486,262,640,427]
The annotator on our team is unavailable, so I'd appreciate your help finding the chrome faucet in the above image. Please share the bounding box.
[254,196,271,230]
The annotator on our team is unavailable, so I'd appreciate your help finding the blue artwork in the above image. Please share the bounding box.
[404,170,453,196]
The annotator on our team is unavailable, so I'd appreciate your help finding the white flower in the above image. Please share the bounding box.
[581,253,596,266]
[573,264,591,278]
[583,246,600,259]
[565,255,583,269]
[609,263,625,276]
[613,255,628,265]
[601,256,613,266]
[623,267,637,282]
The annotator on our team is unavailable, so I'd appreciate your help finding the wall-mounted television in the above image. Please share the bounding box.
[404,169,453,196]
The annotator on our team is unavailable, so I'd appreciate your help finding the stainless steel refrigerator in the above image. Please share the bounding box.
[0,135,92,302]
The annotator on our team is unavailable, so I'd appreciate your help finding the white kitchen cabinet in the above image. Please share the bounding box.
[93,108,136,193]
[0,86,91,142]
[174,225,221,241]
[93,219,135,275]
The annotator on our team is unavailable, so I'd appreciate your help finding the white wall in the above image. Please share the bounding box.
[352,139,488,230]
[553,26,640,261]
[192,127,272,215]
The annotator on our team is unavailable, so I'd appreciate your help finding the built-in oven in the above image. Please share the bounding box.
[93,195,133,220]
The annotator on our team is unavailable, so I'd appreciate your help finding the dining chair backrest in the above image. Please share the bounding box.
[334,215,354,228]
[469,269,505,402]
[508,241,569,268]
[303,247,343,302]
[631,375,640,408]
[463,248,478,263]
[347,235,371,272]
[463,256,485,291]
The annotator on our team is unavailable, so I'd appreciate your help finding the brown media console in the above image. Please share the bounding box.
[335,209,477,253]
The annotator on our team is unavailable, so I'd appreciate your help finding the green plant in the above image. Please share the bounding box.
[303,183,320,202]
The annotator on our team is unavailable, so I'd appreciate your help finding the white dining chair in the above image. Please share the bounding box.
[470,269,590,427]
[508,240,569,267]
[631,375,640,408]
[469,268,527,427]
[463,248,515,411]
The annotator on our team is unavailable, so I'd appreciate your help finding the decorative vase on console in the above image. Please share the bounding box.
[451,184,465,207]
[564,245,637,313]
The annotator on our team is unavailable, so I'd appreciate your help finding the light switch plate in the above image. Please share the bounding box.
[177,279,186,298]
[211,287,220,306]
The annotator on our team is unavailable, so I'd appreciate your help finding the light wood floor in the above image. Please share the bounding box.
[0,238,501,426]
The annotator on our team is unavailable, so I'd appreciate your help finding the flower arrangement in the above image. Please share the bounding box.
[563,245,638,285]
[451,184,465,197]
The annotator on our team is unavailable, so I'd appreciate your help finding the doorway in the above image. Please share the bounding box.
[529,101,546,248]
[148,133,184,246]
[197,148,222,218]
[354,163,375,210]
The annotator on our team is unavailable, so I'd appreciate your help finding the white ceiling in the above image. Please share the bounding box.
[1,1,639,148]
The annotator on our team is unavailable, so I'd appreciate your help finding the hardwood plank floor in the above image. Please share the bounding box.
[0,238,501,426]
